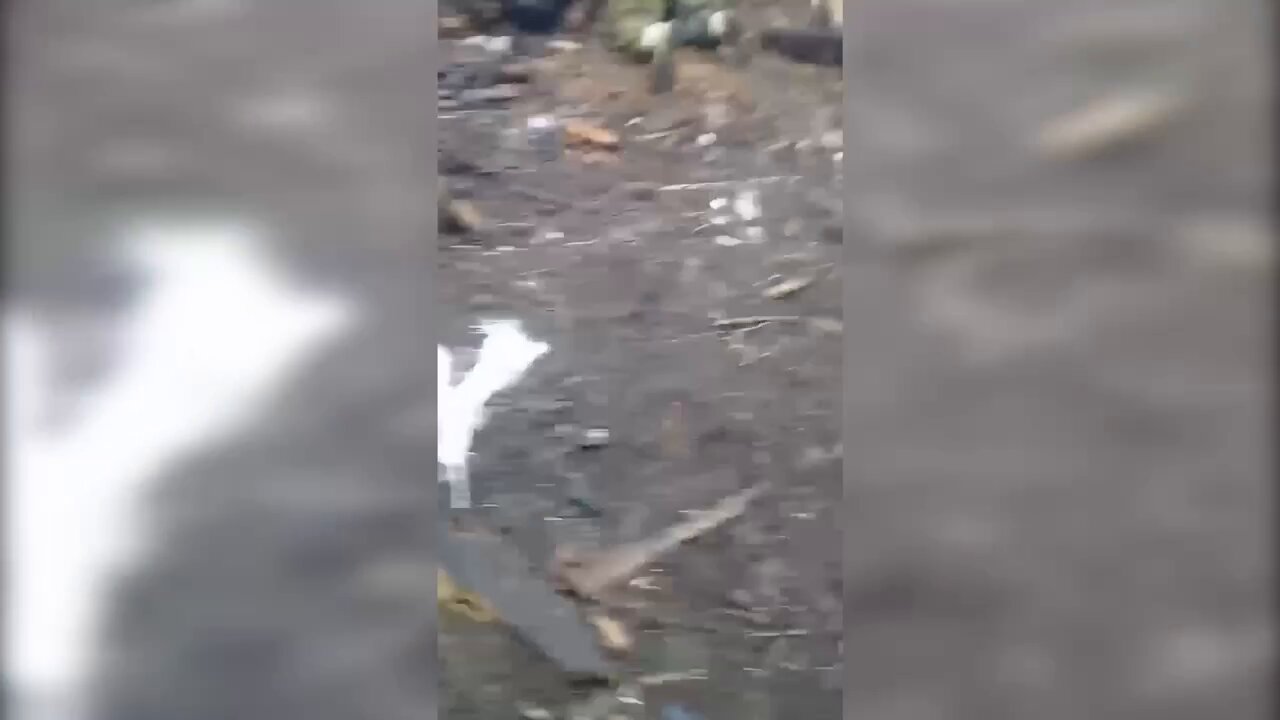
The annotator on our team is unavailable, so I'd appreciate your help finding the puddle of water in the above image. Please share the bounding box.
[4,216,356,719]
[438,320,549,509]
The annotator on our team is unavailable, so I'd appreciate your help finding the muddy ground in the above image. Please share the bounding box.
[8,0,1271,719]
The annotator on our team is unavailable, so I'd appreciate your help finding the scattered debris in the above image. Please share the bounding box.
[579,427,612,449]
[439,185,486,234]
[564,119,622,151]
[438,567,499,622]
[589,613,634,653]
[712,315,803,330]
[555,484,769,598]
[659,176,800,192]
[459,84,523,104]
[745,629,810,638]
[637,670,709,686]
[762,275,816,300]
[1035,89,1184,160]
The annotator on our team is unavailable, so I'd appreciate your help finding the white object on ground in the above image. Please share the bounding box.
[640,21,673,50]
[4,218,355,720]
[438,320,549,509]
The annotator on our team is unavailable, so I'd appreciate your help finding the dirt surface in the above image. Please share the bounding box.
[8,0,1270,719]
[439,27,844,716]
[442,1,1270,718]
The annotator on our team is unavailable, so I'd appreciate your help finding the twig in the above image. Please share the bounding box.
[556,484,769,598]
[713,315,803,329]
[745,629,811,638]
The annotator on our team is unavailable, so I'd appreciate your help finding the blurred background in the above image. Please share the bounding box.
[6,0,1272,719]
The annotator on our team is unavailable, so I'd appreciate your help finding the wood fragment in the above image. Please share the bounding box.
[564,119,621,150]
[763,275,815,299]
[589,613,633,653]
[555,484,769,598]
[439,186,486,234]
[712,315,803,329]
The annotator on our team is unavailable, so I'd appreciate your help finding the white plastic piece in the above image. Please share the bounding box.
[437,320,548,509]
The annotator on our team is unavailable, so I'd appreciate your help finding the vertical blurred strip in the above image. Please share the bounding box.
[840,3,852,718]
[6,2,442,719]
[427,3,441,719]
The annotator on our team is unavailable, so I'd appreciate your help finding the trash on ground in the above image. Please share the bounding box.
[439,320,549,508]
[555,484,769,598]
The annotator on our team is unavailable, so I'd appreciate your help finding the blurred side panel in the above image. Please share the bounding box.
[845,0,1270,718]
[6,1,439,719]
